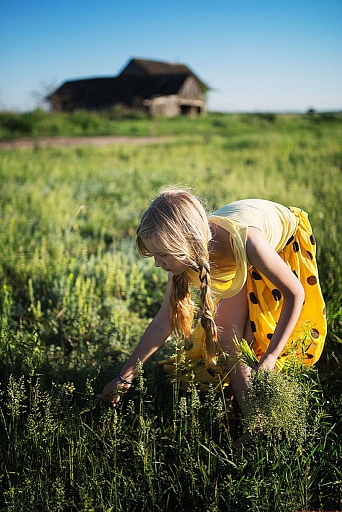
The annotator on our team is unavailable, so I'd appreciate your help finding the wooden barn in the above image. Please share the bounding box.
[48,58,209,117]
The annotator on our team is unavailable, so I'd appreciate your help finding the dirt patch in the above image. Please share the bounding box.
[0,135,169,150]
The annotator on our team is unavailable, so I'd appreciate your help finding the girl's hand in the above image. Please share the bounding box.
[254,353,277,371]
[97,376,132,407]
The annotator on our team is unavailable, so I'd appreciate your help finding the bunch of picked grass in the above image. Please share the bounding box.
[234,337,308,444]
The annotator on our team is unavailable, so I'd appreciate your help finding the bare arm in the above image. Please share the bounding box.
[97,274,173,405]
[246,227,305,369]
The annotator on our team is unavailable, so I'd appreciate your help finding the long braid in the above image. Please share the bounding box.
[198,263,221,365]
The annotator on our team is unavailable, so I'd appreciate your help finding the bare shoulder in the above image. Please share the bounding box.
[246,227,273,260]
[246,226,266,246]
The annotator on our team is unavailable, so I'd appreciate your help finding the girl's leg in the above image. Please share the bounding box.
[215,284,253,416]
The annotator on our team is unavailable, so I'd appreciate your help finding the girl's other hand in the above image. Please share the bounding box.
[97,377,131,407]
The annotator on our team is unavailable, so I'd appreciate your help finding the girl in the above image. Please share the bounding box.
[97,188,326,421]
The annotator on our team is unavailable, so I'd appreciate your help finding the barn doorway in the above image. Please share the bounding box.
[180,105,201,116]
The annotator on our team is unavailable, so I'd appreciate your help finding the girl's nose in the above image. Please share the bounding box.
[154,255,163,268]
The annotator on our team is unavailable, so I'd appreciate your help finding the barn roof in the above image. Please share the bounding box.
[119,58,193,76]
[119,58,209,92]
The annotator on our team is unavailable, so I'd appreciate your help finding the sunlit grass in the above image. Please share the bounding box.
[0,113,341,510]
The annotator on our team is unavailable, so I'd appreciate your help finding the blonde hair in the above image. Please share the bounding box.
[136,187,221,365]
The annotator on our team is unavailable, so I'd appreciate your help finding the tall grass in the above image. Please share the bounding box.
[0,113,341,510]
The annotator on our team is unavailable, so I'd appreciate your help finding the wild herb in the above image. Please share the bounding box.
[234,337,308,444]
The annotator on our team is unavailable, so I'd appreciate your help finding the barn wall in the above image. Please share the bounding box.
[148,96,180,117]
[147,95,206,117]
[178,76,204,101]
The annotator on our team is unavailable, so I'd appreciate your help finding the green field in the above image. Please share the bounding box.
[0,112,341,511]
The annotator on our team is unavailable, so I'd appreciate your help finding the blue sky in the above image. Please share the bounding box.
[0,0,341,112]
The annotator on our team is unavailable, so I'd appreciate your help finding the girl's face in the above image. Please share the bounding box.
[144,240,188,275]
